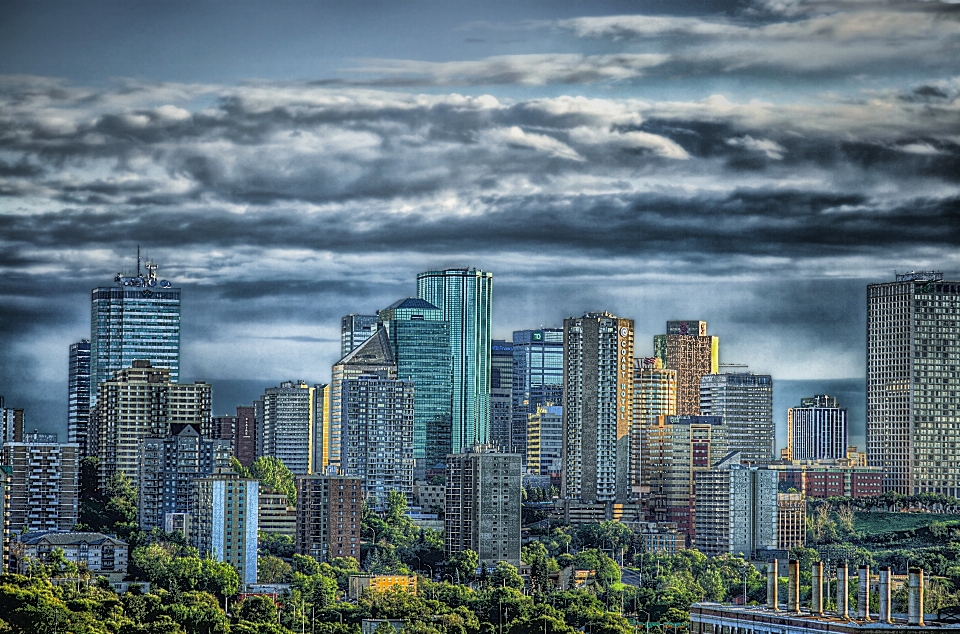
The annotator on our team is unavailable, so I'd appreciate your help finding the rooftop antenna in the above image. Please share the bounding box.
[137,245,141,276]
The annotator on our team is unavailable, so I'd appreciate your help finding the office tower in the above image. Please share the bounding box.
[777,492,806,551]
[331,329,398,469]
[90,258,180,406]
[562,312,634,503]
[138,423,231,531]
[786,395,849,461]
[868,271,960,495]
[295,475,362,563]
[700,372,774,464]
[341,314,379,358]
[2,438,79,533]
[417,268,493,453]
[654,321,719,415]
[445,446,522,568]
[490,340,514,452]
[192,475,259,585]
[694,455,777,558]
[93,361,211,490]
[641,415,728,536]
[259,381,325,476]
[0,397,24,445]
[526,405,563,483]
[379,298,453,471]
[67,339,91,457]
[632,358,677,495]
[512,329,564,457]
[341,374,415,509]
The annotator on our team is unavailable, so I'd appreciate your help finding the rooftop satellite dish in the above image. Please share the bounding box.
[160,280,171,288]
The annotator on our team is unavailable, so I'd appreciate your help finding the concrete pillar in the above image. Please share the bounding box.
[908,568,925,626]
[837,564,849,619]
[857,565,871,621]
[788,559,800,613]
[879,567,892,624]
[811,561,824,615]
[766,559,778,610]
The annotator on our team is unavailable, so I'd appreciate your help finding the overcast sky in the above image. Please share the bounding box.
[1,1,959,442]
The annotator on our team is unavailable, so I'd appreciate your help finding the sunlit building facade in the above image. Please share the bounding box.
[512,328,564,458]
[654,321,718,415]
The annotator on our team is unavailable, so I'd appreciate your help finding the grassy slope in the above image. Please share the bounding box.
[853,512,960,535]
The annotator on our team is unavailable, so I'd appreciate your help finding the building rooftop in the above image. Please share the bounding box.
[17,531,126,546]
[691,603,960,632]
[383,297,439,311]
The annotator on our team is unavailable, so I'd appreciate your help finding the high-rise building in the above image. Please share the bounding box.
[417,268,493,453]
[192,475,259,585]
[654,321,719,415]
[2,437,79,533]
[90,258,180,406]
[0,397,24,445]
[138,423,231,531]
[641,415,728,536]
[341,314,379,358]
[562,312,634,503]
[700,373,774,464]
[632,358,677,495]
[92,361,211,490]
[259,381,325,476]
[341,374,415,509]
[445,446,522,568]
[694,455,778,559]
[777,492,806,551]
[526,405,563,483]
[786,395,849,461]
[379,298,453,471]
[490,340,514,452]
[330,329,398,469]
[295,475,362,563]
[67,339,91,458]
[868,271,960,496]
[512,329,564,457]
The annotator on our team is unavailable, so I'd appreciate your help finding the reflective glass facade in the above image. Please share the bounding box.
[417,268,493,453]
[68,339,91,457]
[90,266,180,403]
[490,340,514,453]
[512,328,563,457]
[379,298,452,468]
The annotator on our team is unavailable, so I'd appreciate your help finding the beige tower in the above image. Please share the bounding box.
[654,321,719,415]
[632,358,677,495]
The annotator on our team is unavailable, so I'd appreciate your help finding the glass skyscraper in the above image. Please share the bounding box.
[379,298,453,469]
[67,339,91,457]
[90,259,180,403]
[490,339,514,452]
[512,328,563,457]
[417,268,493,454]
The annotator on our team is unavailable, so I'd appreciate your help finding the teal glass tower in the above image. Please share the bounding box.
[379,298,453,470]
[416,268,493,454]
[90,257,180,405]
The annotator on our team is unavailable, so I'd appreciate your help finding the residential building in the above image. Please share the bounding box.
[631,522,686,555]
[92,361,211,489]
[445,446,522,568]
[341,374,415,510]
[694,454,778,559]
[2,438,79,533]
[0,466,9,570]
[868,271,960,496]
[138,423,231,531]
[412,481,445,512]
[348,575,417,600]
[786,395,849,461]
[233,405,257,468]
[512,328,564,458]
[330,329,398,469]
[342,314,379,358]
[417,268,493,453]
[259,381,324,475]
[632,357,677,495]
[12,531,127,582]
[0,397,24,445]
[258,485,296,539]
[67,339,92,458]
[654,321,719,415]
[526,405,563,484]
[562,312,634,503]
[490,340,514,453]
[700,372,775,464]
[90,258,180,407]
[778,492,806,551]
[192,475,259,585]
[378,298,453,472]
[641,415,728,536]
[295,475,362,563]
[555,500,644,525]
[768,457,883,498]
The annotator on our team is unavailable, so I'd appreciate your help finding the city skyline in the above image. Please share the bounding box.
[2,1,958,445]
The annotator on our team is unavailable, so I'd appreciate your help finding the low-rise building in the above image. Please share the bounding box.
[258,485,296,539]
[555,499,645,525]
[412,481,445,511]
[12,531,127,581]
[622,522,686,555]
[348,574,417,600]
[778,492,806,551]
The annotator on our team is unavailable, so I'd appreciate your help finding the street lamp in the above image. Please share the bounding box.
[637,609,650,633]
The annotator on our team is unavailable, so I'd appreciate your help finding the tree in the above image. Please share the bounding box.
[250,456,297,506]
[258,555,292,583]
[489,562,524,590]
[237,595,278,623]
[447,550,478,583]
